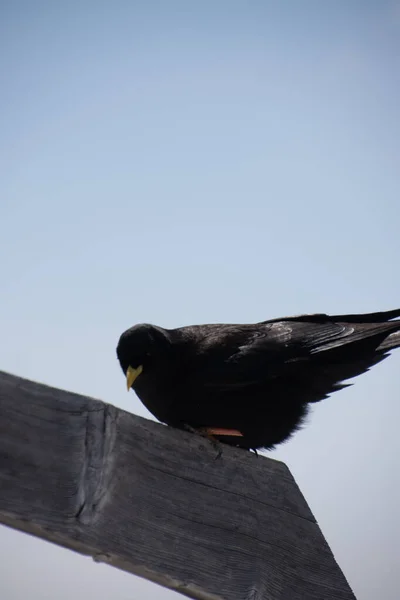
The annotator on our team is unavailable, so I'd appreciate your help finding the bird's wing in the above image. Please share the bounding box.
[198,316,400,402]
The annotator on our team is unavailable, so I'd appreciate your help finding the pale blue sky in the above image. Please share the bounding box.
[1,2,399,599]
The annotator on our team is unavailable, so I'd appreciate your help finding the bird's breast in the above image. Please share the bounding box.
[133,372,178,424]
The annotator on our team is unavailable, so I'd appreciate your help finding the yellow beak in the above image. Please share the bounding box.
[126,364,143,390]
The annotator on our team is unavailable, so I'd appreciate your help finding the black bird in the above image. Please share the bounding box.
[116,309,400,450]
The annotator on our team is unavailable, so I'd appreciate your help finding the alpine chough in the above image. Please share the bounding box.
[116,309,400,450]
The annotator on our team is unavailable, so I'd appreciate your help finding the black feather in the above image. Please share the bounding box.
[116,309,400,450]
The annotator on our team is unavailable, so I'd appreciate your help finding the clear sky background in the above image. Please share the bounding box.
[1,1,399,599]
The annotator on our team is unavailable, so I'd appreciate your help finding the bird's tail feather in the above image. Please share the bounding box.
[328,308,400,323]
[265,308,400,325]
[377,330,400,351]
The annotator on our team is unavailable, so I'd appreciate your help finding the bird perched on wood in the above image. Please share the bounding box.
[116,309,400,451]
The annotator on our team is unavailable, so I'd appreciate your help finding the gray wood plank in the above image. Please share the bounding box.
[0,370,356,600]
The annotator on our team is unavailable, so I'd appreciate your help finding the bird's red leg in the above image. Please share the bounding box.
[203,427,243,437]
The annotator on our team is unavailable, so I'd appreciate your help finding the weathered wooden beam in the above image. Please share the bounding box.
[0,370,356,600]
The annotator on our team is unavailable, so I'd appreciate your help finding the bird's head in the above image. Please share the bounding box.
[116,323,173,391]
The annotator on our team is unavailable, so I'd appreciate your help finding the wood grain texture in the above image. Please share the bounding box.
[0,370,356,600]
